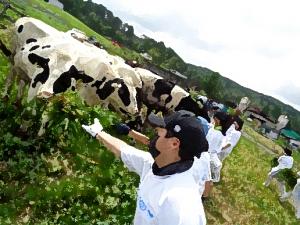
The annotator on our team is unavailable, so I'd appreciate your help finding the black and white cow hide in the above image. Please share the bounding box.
[5,17,209,133]
[135,68,209,121]
[12,17,142,116]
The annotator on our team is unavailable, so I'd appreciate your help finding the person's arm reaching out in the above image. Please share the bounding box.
[82,118,128,158]
[128,129,149,145]
[82,119,153,177]
[115,123,149,145]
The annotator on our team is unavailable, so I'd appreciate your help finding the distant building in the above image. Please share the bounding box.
[245,107,276,129]
[48,0,64,9]
[290,139,300,149]
[276,115,289,130]
[280,129,300,149]
[281,129,300,141]
[266,129,280,140]
[169,69,187,80]
[140,52,152,61]
[142,62,187,85]
[238,97,250,112]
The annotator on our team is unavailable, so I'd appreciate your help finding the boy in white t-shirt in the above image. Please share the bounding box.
[82,110,209,225]
[263,147,294,187]
[201,111,232,198]
[218,116,243,161]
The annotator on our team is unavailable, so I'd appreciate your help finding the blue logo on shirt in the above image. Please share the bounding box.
[147,209,154,218]
[138,197,154,219]
[139,198,147,211]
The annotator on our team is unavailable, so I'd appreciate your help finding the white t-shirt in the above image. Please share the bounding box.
[270,155,294,174]
[225,124,235,136]
[121,145,207,225]
[206,127,224,154]
[277,155,293,169]
[222,128,241,154]
[193,152,212,196]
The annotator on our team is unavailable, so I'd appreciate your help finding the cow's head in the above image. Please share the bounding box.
[175,95,210,121]
[14,17,62,50]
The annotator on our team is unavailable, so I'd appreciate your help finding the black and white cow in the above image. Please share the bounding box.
[11,17,142,116]
[3,17,208,133]
[135,68,209,121]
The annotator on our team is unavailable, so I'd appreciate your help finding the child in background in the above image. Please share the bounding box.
[263,147,294,187]
[218,116,243,161]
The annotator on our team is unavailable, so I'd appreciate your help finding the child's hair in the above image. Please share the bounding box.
[214,112,232,135]
[283,147,293,156]
[234,116,244,131]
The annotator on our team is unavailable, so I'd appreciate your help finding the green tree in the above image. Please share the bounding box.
[161,56,185,72]
[202,72,223,99]
[262,104,270,114]
[271,105,281,119]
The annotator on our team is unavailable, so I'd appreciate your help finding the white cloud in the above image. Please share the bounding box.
[94,0,300,111]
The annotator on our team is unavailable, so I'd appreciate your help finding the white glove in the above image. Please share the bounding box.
[82,118,103,137]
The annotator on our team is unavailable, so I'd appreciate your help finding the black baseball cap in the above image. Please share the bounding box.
[148,110,208,160]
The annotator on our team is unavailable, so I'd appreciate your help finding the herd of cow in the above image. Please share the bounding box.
[1,17,209,130]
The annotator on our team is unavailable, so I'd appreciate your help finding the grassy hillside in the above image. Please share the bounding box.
[7,0,142,61]
[0,0,299,224]
[206,135,299,225]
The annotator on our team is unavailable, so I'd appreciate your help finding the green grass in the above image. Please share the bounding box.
[0,92,139,224]
[3,0,141,60]
[243,122,283,154]
[206,136,299,224]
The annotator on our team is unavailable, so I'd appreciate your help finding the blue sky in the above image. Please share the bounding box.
[94,0,300,112]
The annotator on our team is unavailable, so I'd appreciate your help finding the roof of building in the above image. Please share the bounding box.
[281,129,300,141]
[169,69,187,79]
[247,111,276,124]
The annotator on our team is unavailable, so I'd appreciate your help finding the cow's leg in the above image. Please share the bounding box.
[38,110,50,136]
[1,67,16,100]
[3,66,30,107]
[0,39,12,57]
[14,79,26,107]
